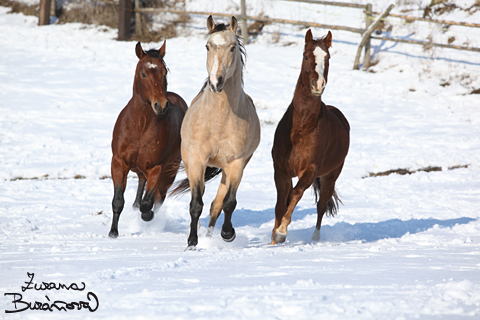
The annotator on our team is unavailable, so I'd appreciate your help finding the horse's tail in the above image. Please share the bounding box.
[312,178,342,217]
[169,167,222,197]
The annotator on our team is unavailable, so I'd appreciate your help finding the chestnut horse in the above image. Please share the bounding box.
[271,30,350,244]
[171,16,261,250]
[108,41,188,238]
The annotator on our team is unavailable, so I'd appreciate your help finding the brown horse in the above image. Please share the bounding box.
[271,30,350,244]
[108,41,188,238]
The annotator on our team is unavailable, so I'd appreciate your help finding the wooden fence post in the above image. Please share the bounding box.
[38,0,52,26]
[240,0,248,44]
[134,0,142,37]
[118,0,133,41]
[363,3,372,68]
[353,4,394,70]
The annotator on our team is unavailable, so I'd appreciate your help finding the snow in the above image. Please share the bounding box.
[1,0,480,318]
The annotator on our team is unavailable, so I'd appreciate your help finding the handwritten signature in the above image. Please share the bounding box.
[4,273,99,313]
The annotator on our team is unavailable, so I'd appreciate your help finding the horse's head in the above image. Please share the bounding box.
[205,15,242,93]
[301,30,332,97]
[134,41,169,115]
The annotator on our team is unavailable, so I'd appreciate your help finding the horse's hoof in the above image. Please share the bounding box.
[221,228,236,242]
[206,226,214,238]
[312,228,321,242]
[273,231,287,244]
[108,229,118,238]
[185,245,197,251]
[141,210,154,222]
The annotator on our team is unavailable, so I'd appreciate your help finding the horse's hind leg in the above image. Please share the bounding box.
[312,165,344,242]
[109,155,128,238]
[132,172,146,209]
[206,171,227,237]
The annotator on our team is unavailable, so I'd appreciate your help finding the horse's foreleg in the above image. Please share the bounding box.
[220,159,245,243]
[140,165,163,222]
[132,172,146,209]
[271,170,292,245]
[186,161,206,249]
[207,171,227,237]
[274,167,317,244]
[109,155,128,238]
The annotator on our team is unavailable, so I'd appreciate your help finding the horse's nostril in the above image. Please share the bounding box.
[217,76,223,87]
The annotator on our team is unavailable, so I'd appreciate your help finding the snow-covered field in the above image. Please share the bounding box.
[1,0,480,318]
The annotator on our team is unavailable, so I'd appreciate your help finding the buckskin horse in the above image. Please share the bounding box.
[171,16,261,250]
[271,30,350,244]
[109,41,187,238]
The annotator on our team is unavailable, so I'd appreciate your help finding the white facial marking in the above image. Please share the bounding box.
[209,55,219,87]
[313,47,327,80]
[211,33,226,46]
[313,46,327,91]
[146,62,157,69]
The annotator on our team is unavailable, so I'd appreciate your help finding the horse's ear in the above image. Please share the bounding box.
[305,29,313,44]
[159,40,166,58]
[207,15,215,32]
[325,31,333,48]
[135,42,144,59]
[229,16,238,33]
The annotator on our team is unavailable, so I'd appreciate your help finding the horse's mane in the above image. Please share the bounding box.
[198,22,246,93]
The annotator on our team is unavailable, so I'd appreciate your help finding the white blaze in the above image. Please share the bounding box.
[313,46,327,91]
[209,55,219,87]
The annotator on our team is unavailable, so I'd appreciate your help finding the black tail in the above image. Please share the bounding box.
[169,167,222,197]
[312,178,342,217]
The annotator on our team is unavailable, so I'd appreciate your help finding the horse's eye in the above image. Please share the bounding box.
[304,56,308,61]
[141,72,147,78]
[205,45,209,51]
[230,46,235,52]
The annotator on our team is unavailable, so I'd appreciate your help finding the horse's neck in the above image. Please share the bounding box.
[292,76,325,119]
[210,61,244,111]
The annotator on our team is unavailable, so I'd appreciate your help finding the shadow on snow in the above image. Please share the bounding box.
[202,207,476,244]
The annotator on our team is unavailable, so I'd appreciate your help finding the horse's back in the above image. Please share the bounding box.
[326,105,350,132]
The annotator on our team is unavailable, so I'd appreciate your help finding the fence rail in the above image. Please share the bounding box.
[37,0,480,69]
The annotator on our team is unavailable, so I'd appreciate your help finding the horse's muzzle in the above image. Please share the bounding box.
[209,76,224,93]
[311,78,325,96]
[153,100,169,115]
